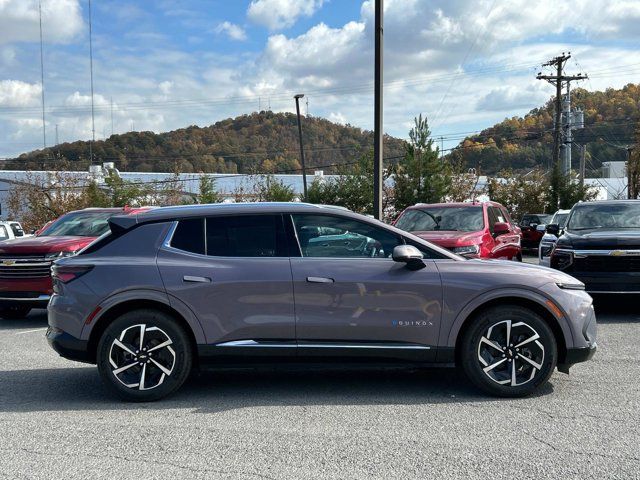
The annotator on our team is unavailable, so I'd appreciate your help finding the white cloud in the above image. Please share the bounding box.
[0,0,83,45]
[328,112,347,125]
[247,0,325,30]
[476,82,550,112]
[214,21,247,41]
[0,80,41,106]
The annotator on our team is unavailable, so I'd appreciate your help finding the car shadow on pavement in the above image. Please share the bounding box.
[0,365,555,413]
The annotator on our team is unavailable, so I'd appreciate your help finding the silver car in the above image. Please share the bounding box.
[47,203,597,401]
[538,209,571,267]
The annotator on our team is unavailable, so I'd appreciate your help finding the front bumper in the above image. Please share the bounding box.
[558,344,597,373]
[46,327,92,363]
[0,293,50,309]
[571,272,640,294]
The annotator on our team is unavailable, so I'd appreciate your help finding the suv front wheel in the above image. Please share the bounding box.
[460,305,557,397]
[96,309,193,402]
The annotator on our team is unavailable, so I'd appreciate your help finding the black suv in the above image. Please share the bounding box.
[550,200,640,294]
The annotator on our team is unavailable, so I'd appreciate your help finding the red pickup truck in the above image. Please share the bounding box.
[0,207,149,319]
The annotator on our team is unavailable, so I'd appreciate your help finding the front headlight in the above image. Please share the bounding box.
[540,242,554,258]
[452,245,480,256]
[45,251,79,260]
[550,248,573,270]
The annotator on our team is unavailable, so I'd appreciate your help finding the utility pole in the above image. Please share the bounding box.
[294,94,308,199]
[88,0,96,164]
[38,0,46,149]
[373,0,383,220]
[110,96,114,136]
[306,97,309,117]
[537,53,587,173]
[628,146,637,199]
[578,143,586,189]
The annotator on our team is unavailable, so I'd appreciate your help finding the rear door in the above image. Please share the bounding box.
[288,213,442,361]
[157,214,296,352]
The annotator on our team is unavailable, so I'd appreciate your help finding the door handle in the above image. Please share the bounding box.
[183,275,211,283]
[307,276,334,283]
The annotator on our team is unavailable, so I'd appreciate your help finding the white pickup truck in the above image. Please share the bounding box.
[0,221,29,242]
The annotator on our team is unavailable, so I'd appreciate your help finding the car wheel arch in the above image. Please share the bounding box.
[449,293,571,366]
[85,298,200,365]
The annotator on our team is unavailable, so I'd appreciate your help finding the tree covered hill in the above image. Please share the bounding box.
[6,111,407,174]
[449,83,640,175]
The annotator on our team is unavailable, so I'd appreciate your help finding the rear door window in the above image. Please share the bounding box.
[0,225,8,241]
[206,215,287,257]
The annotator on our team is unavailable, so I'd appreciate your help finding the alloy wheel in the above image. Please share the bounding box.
[108,324,176,390]
[477,319,545,387]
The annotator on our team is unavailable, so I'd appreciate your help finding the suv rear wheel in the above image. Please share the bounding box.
[460,305,557,397]
[0,306,31,319]
[96,309,193,402]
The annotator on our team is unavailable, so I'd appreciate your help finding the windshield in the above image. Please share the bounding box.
[567,203,640,231]
[396,206,484,232]
[39,211,115,237]
[553,213,569,228]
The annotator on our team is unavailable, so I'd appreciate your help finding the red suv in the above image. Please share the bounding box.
[394,201,522,260]
[0,207,150,319]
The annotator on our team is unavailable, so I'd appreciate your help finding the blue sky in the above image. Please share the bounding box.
[1,0,640,160]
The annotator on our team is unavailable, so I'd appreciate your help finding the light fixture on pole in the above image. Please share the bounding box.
[294,93,308,199]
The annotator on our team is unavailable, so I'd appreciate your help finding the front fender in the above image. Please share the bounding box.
[80,288,206,344]
[443,287,574,348]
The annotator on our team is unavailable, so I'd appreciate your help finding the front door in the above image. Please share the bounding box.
[288,213,443,361]
[157,214,295,352]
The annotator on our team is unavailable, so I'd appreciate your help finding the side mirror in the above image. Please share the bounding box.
[546,223,560,236]
[530,223,538,230]
[392,245,425,271]
[493,222,510,237]
[536,224,546,232]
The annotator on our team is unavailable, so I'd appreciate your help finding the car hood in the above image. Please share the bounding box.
[461,258,583,287]
[412,230,482,247]
[559,229,640,249]
[0,235,95,255]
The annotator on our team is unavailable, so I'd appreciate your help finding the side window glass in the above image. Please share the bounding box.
[292,214,403,258]
[501,208,514,226]
[10,224,24,237]
[487,208,498,234]
[0,225,10,241]
[171,218,205,255]
[206,215,286,257]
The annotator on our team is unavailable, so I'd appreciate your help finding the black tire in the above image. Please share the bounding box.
[96,309,193,402]
[460,305,557,397]
[0,306,31,319]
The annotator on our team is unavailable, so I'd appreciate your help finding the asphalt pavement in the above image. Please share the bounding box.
[0,300,638,479]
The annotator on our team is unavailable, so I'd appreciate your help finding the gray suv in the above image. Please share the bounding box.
[47,203,597,401]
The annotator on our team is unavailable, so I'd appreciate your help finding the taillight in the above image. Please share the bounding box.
[52,264,93,284]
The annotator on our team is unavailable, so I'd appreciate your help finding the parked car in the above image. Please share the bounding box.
[538,209,571,267]
[550,200,640,294]
[394,201,522,260]
[0,221,29,242]
[0,207,150,319]
[47,203,596,401]
[519,213,551,249]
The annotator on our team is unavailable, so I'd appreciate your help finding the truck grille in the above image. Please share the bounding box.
[574,256,640,273]
[0,256,52,279]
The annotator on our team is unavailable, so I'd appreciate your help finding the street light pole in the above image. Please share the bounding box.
[373,0,383,220]
[294,93,308,199]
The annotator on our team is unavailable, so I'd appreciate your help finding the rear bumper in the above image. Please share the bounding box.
[46,327,92,363]
[558,344,597,373]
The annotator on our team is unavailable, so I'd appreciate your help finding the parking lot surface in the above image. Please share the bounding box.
[0,305,638,480]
